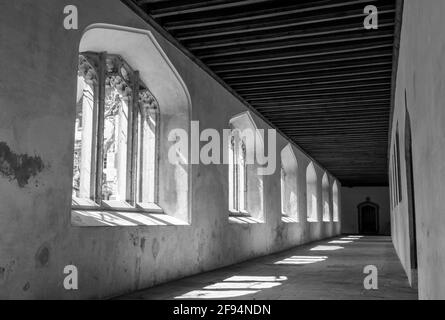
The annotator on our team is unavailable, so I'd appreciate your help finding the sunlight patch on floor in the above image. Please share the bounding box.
[175,290,259,299]
[328,240,353,244]
[174,275,287,299]
[274,255,328,265]
[310,245,344,251]
[204,282,281,289]
[223,276,287,282]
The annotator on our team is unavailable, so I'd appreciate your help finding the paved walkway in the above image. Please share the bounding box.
[119,235,417,300]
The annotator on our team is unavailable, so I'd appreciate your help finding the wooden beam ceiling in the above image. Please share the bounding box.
[123,0,397,186]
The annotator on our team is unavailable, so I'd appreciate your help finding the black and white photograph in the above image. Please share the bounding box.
[0,0,441,307]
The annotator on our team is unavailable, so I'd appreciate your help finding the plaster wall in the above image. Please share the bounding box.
[0,0,340,299]
[392,0,445,299]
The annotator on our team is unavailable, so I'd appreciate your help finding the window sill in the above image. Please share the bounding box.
[71,209,189,227]
[228,208,249,215]
[72,198,163,213]
[282,216,299,223]
[307,219,319,223]
[228,216,264,224]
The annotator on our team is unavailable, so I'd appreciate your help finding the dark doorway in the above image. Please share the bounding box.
[358,198,379,234]
[405,91,418,287]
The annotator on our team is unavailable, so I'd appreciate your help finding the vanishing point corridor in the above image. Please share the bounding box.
[120,235,416,300]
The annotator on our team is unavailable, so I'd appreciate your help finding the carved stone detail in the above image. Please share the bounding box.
[105,75,132,97]
[78,54,98,84]
[105,55,133,98]
[139,89,158,111]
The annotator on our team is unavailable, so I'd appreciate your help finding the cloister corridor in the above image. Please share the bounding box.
[5,0,445,301]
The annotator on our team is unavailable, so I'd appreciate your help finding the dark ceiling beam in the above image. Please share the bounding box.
[296,134,389,139]
[263,110,390,120]
[253,100,390,109]
[136,0,224,7]
[228,69,392,86]
[260,104,390,114]
[319,170,387,173]
[297,142,388,145]
[205,43,394,66]
[234,77,391,90]
[312,158,387,161]
[313,158,387,162]
[174,5,394,40]
[233,76,391,92]
[240,85,392,98]
[235,80,391,94]
[297,145,387,150]
[163,0,385,30]
[271,123,390,130]
[243,84,390,95]
[197,31,394,59]
[273,115,390,123]
[272,118,390,126]
[292,141,387,146]
[298,144,388,148]
[294,139,388,143]
[296,141,385,144]
[221,61,392,80]
[307,149,387,152]
[253,95,390,107]
[255,102,390,112]
[259,105,391,113]
[315,161,387,164]
[305,166,387,170]
[290,132,389,138]
[300,146,387,150]
[307,151,387,155]
[214,52,393,73]
[309,154,387,158]
[186,20,394,50]
[331,174,387,176]
[325,170,387,173]
[260,108,390,117]
[149,0,273,17]
[306,139,385,144]
[247,89,391,102]
[283,127,389,133]
[296,141,388,145]
[283,132,388,137]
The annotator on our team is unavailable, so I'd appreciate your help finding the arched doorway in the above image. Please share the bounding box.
[358,198,379,234]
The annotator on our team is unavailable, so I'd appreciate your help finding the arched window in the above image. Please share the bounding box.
[322,172,330,221]
[280,165,286,215]
[306,162,318,222]
[280,144,298,219]
[229,131,247,213]
[332,180,339,222]
[228,112,264,219]
[72,52,159,208]
[72,25,191,227]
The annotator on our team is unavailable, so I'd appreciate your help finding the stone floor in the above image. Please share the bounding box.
[119,235,418,300]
